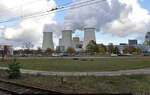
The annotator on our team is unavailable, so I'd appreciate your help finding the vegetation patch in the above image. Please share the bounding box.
[0,57,150,72]
[0,70,150,93]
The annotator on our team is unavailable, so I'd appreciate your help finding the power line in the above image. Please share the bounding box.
[23,0,106,19]
[0,0,106,23]
[1,0,105,23]
[0,0,73,22]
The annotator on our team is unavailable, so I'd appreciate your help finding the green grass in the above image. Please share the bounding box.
[0,69,150,93]
[0,57,150,72]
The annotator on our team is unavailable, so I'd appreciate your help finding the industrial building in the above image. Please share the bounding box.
[41,24,150,54]
[56,28,96,51]
[42,25,150,54]
[145,32,150,41]
[42,25,54,50]
[118,43,128,54]
[144,32,150,51]
[83,28,96,49]
[73,37,83,51]
[42,23,96,51]
[128,40,138,46]
[61,30,73,50]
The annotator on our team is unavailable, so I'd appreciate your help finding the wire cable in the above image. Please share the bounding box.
[0,0,106,23]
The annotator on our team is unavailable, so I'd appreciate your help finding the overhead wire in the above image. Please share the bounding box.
[22,0,106,19]
[0,0,106,23]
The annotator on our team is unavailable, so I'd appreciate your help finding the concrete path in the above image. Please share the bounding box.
[1,67,150,76]
[4,56,141,59]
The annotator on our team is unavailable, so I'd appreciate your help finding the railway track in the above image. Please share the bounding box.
[0,79,64,95]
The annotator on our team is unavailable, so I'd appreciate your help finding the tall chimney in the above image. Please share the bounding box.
[62,30,73,50]
[83,28,96,49]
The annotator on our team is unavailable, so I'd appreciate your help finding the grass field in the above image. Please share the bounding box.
[0,57,150,72]
[0,69,150,93]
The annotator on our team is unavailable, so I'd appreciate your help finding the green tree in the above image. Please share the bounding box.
[86,40,99,53]
[123,46,138,54]
[99,44,107,54]
[45,48,53,54]
[7,59,21,79]
[128,46,136,53]
[66,47,76,54]
[135,47,142,54]
[23,49,30,54]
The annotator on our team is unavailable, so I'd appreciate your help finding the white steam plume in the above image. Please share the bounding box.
[62,0,150,36]
[0,0,57,48]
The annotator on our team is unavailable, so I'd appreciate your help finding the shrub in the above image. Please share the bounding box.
[7,58,21,79]
[66,47,76,54]
[73,58,79,60]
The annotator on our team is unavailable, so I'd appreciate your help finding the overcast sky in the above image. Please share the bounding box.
[0,0,150,49]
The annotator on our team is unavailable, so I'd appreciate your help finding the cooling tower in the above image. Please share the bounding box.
[83,28,96,49]
[42,32,54,50]
[62,30,73,50]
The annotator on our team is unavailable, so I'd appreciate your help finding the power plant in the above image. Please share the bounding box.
[61,30,73,50]
[42,26,96,51]
[83,28,96,49]
[42,25,54,50]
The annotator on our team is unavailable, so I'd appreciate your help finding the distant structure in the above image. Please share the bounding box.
[56,38,65,51]
[120,43,127,46]
[144,32,150,51]
[73,37,79,48]
[118,43,128,54]
[145,32,150,41]
[42,32,54,50]
[42,25,97,51]
[83,28,96,49]
[59,38,62,46]
[128,40,138,46]
[144,32,150,45]
[0,45,13,56]
[62,30,73,50]
[73,37,83,51]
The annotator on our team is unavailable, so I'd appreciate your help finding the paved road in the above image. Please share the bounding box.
[1,67,150,76]
[2,56,144,59]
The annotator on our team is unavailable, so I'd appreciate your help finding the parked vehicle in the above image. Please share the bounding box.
[111,54,118,57]
[117,53,132,56]
[52,53,60,57]
[20,54,28,57]
[142,53,150,56]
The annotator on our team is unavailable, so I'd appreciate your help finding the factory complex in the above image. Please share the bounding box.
[1,24,150,57]
[42,24,96,52]
[42,24,150,55]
